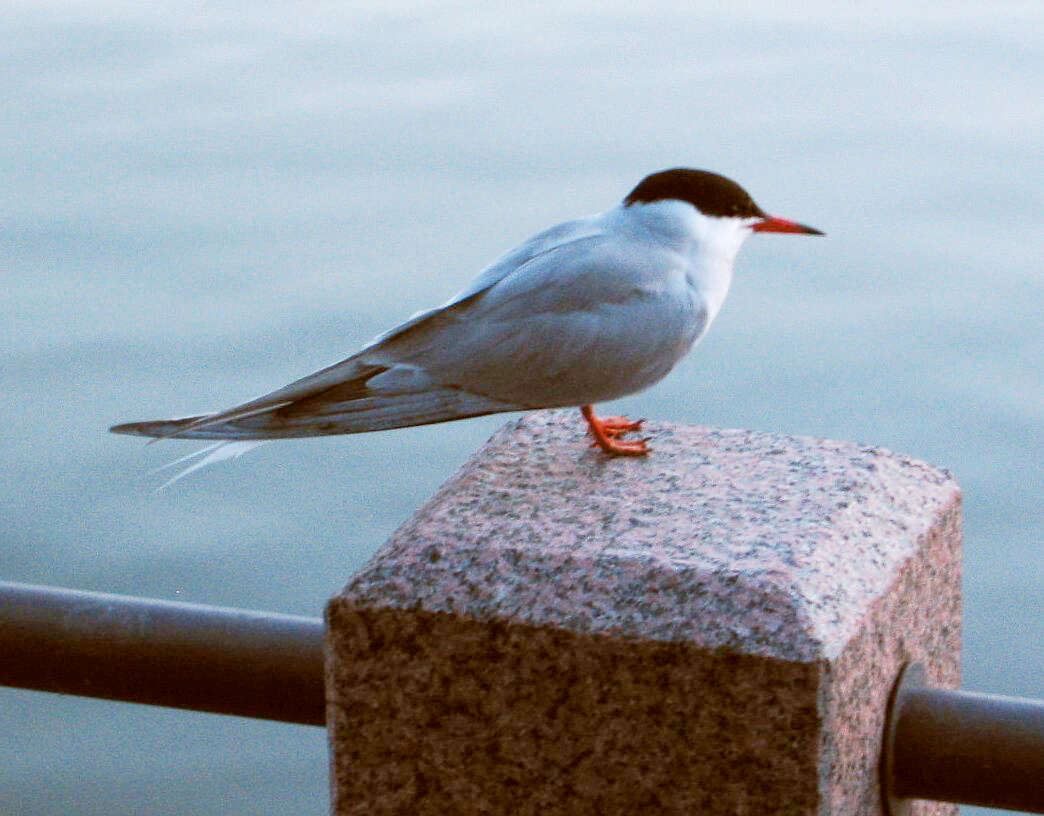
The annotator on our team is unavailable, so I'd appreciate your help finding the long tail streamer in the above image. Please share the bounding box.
[151,441,267,491]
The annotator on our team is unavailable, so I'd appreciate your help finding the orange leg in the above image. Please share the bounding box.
[581,405,649,456]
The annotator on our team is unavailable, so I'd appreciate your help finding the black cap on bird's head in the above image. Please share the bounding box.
[625,168,823,235]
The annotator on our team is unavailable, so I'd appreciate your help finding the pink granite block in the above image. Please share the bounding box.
[326,410,961,816]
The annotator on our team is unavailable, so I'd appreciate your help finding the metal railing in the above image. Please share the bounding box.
[882,662,1044,815]
[2,580,1042,813]
[0,580,323,725]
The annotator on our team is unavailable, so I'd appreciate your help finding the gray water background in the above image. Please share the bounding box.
[2,2,1041,814]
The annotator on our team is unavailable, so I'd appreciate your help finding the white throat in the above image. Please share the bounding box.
[688,212,754,318]
[611,199,755,326]
[658,204,754,324]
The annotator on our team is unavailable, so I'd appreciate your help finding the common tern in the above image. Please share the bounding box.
[112,168,822,481]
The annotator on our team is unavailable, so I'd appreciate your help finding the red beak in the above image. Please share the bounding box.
[752,216,823,235]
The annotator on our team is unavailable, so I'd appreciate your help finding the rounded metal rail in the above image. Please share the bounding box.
[883,662,1044,815]
[0,580,325,726]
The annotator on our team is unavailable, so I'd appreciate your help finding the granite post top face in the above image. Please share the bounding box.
[338,410,960,662]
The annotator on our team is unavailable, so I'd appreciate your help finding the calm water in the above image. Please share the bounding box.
[2,3,1041,814]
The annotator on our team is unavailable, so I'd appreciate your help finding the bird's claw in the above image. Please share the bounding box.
[590,436,650,456]
[582,408,650,456]
[598,416,645,438]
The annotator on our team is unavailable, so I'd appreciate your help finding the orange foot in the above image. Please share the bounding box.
[581,405,650,457]
[598,416,645,438]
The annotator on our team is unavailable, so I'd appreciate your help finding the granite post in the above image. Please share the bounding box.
[325,410,962,815]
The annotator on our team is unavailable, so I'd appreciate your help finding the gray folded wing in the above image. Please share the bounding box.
[110,213,697,441]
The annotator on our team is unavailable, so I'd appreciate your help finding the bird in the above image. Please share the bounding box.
[111,168,822,483]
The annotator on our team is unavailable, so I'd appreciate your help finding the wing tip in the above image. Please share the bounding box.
[110,421,151,436]
[109,417,206,438]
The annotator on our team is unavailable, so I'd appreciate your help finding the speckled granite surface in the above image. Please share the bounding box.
[326,411,962,815]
